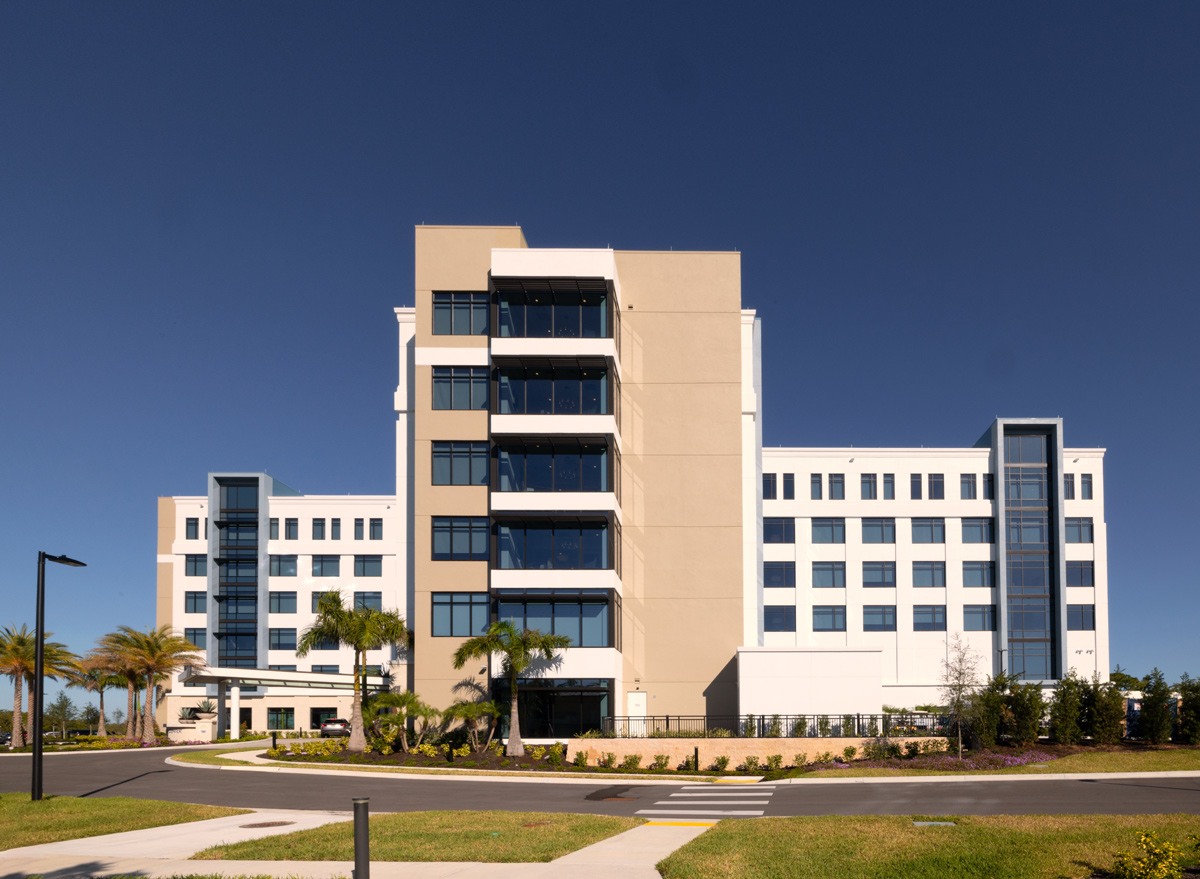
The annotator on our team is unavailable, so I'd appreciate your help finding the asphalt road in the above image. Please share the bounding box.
[2,747,1199,819]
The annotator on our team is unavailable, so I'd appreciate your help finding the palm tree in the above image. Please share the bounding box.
[95,633,145,739]
[0,625,35,747]
[452,621,570,757]
[297,590,410,754]
[365,690,440,753]
[69,653,123,737]
[444,698,501,754]
[99,626,202,744]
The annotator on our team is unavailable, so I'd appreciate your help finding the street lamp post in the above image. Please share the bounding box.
[33,551,86,802]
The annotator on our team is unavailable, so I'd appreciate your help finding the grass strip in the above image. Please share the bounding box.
[194,810,642,862]
[0,793,247,850]
[658,813,1200,879]
[171,748,266,766]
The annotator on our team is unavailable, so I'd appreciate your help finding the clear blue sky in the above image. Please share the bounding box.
[3,3,1198,713]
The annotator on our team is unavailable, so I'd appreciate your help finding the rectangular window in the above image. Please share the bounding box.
[764,561,796,588]
[1068,604,1096,631]
[269,591,297,613]
[863,561,896,588]
[762,473,777,500]
[812,518,845,544]
[311,591,336,613]
[961,474,977,500]
[763,518,796,544]
[268,664,297,672]
[433,441,490,486]
[813,605,846,632]
[983,473,995,499]
[914,605,947,631]
[431,593,491,637]
[285,518,298,540]
[331,518,340,540]
[883,473,894,500]
[782,473,795,500]
[1063,474,1075,500]
[312,555,341,577]
[269,628,297,650]
[496,520,614,570]
[185,627,206,649]
[312,519,324,540]
[910,474,922,500]
[267,706,295,730]
[312,665,339,673]
[185,591,206,613]
[929,473,944,500]
[862,518,895,544]
[810,474,822,500]
[355,518,364,540]
[370,518,383,540]
[354,591,382,611]
[186,517,199,540]
[1066,517,1094,543]
[432,366,489,410]
[496,289,609,340]
[964,605,997,631]
[496,365,610,416]
[812,561,845,589]
[963,561,995,588]
[432,291,489,335]
[863,605,896,632]
[764,606,797,632]
[962,518,995,544]
[913,561,946,588]
[861,474,877,500]
[912,518,945,544]
[1067,561,1095,587]
[829,474,844,500]
[494,590,616,647]
[354,555,383,576]
[270,518,279,540]
[270,555,297,577]
[1081,474,1093,500]
[185,555,207,576]
[432,517,491,561]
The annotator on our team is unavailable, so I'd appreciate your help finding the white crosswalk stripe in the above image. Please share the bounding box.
[637,783,777,818]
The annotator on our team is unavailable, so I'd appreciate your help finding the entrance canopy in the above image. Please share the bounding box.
[180,665,390,692]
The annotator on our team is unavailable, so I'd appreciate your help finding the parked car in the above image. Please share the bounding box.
[320,718,350,737]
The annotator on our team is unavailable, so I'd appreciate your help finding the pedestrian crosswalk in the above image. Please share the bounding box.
[636,783,777,818]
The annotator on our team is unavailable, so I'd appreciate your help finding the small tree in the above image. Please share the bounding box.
[366,691,439,753]
[1083,675,1126,744]
[45,692,76,738]
[1049,670,1086,745]
[939,634,981,759]
[80,704,101,734]
[1139,668,1174,744]
[1110,665,1146,691]
[444,700,501,754]
[1008,681,1047,746]
[1175,673,1200,746]
[974,672,1012,748]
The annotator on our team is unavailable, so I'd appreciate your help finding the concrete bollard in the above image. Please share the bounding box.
[353,797,370,879]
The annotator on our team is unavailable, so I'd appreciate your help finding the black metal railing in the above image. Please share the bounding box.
[598,713,949,738]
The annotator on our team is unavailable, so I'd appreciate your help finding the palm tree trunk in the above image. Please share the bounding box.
[142,674,156,744]
[507,675,524,757]
[97,687,107,737]
[126,680,136,738]
[11,681,24,748]
[348,650,367,754]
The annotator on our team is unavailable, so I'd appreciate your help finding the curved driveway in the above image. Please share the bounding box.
[2,747,1199,818]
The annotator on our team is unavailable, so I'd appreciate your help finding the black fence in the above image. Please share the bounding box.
[600,713,950,738]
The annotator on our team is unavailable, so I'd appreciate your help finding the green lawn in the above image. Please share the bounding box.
[658,814,1200,879]
[771,747,1200,780]
[194,810,642,863]
[171,747,263,766]
[0,793,247,850]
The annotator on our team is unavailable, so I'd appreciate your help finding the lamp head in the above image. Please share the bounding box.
[45,554,86,567]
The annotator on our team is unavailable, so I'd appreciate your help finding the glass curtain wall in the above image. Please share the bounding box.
[215,478,259,672]
[1004,432,1056,680]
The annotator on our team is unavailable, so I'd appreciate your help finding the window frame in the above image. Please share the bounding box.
[432,366,489,410]
[812,561,846,589]
[863,605,897,632]
[811,518,846,544]
[763,517,796,544]
[431,592,491,638]
[813,605,847,632]
[862,517,895,544]
[764,561,796,588]
[928,473,944,500]
[911,517,946,544]
[762,473,777,500]
[312,555,341,577]
[964,604,997,631]
[961,473,977,500]
[354,555,383,576]
[829,474,845,500]
[782,473,795,500]
[862,561,896,588]
[1066,517,1094,543]
[913,605,947,632]
[432,291,489,336]
[961,517,995,544]
[861,473,877,500]
[913,561,946,589]
[269,591,297,614]
[764,605,797,632]
[184,591,206,614]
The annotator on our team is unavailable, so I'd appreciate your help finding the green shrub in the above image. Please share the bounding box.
[499,759,510,767]
[1140,669,1174,744]
[651,754,670,770]
[865,717,879,737]
[885,743,902,759]
[842,745,857,761]
[741,755,760,772]
[620,753,642,771]
[571,750,589,767]
[766,715,783,737]
[1050,670,1086,745]
[598,752,616,769]
[1085,676,1126,744]
[529,745,546,760]
[766,754,783,771]
[841,715,856,736]
[920,738,947,754]
[790,718,809,737]
[903,741,920,759]
[712,754,730,771]
[813,750,833,764]
[974,672,1012,748]
[545,743,565,766]
[1176,674,1200,745]
[680,754,697,771]
[792,752,807,768]
[817,716,832,737]
[1112,831,1183,879]
[861,741,887,760]
[574,729,602,738]
[742,714,757,737]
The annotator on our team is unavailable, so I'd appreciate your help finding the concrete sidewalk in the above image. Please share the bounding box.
[0,808,714,878]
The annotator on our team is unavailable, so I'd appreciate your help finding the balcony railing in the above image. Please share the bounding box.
[599,713,949,738]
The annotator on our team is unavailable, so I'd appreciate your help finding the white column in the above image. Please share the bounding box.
[230,684,241,740]
[216,681,227,739]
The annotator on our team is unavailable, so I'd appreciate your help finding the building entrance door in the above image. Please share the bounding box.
[627,691,647,737]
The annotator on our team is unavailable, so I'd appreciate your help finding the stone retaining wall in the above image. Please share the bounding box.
[567,736,947,769]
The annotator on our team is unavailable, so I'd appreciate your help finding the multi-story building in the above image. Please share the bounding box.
[156,225,1109,735]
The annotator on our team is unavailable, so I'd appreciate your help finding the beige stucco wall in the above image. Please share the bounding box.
[615,250,745,718]
[157,497,175,630]
[569,736,943,769]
